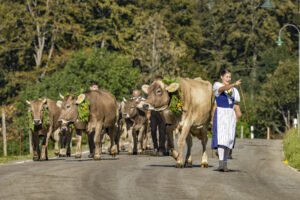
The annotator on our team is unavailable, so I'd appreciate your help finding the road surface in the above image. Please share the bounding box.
[0,139,299,200]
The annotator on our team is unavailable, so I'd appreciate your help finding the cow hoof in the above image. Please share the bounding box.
[121,146,126,151]
[94,154,101,160]
[128,152,133,155]
[33,157,39,161]
[54,151,59,156]
[111,154,116,158]
[184,161,193,168]
[75,154,82,159]
[201,163,208,168]
[176,162,184,168]
[59,154,66,157]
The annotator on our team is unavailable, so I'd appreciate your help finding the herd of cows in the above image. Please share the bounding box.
[26,77,213,168]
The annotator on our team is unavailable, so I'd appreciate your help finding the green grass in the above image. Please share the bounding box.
[0,144,89,164]
[283,129,300,171]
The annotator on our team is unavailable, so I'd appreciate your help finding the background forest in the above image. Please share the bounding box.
[0,0,299,155]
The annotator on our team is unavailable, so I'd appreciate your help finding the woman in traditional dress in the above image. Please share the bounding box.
[211,69,241,172]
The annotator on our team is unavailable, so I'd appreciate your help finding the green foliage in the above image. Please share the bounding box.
[42,108,49,129]
[256,58,298,134]
[168,92,184,116]
[28,112,34,131]
[283,129,300,171]
[236,121,251,139]
[77,99,90,122]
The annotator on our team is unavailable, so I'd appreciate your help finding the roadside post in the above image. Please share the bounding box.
[250,126,254,139]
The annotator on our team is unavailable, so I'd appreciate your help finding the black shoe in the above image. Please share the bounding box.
[163,151,170,156]
[217,160,224,171]
[223,161,229,172]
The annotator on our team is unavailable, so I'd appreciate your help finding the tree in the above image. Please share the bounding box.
[134,14,186,81]
[256,58,298,134]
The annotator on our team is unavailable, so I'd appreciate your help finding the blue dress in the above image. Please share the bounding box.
[211,82,239,149]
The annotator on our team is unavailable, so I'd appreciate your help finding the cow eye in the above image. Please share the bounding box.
[156,89,162,95]
[66,105,71,109]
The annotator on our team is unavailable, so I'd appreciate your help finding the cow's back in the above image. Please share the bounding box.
[180,78,212,125]
[86,90,117,127]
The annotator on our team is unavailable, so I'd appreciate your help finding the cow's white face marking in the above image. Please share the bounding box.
[56,101,62,108]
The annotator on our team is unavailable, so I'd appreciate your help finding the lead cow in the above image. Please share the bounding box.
[26,98,61,161]
[58,90,119,159]
[141,77,213,168]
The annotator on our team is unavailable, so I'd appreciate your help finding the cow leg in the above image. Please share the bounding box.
[100,133,106,154]
[138,127,145,154]
[75,129,82,158]
[184,133,193,168]
[115,125,121,154]
[146,130,152,149]
[53,129,60,156]
[120,123,127,151]
[88,131,95,158]
[166,125,177,160]
[127,127,133,155]
[176,121,191,168]
[199,127,208,168]
[66,129,72,157]
[108,126,117,157]
[93,122,103,160]
[132,129,138,155]
[40,127,53,161]
[32,131,39,161]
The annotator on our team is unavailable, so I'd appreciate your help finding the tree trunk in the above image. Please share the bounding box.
[2,109,7,156]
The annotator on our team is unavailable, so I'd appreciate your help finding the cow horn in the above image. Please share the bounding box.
[59,93,64,99]
[142,85,149,94]
[26,100,31,105]
[42,98,47,104]
[123,97,126,102]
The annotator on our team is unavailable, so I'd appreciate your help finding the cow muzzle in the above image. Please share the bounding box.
[33,119,42,125]
[142,104,150,110]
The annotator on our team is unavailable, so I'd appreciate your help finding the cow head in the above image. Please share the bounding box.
[57,94,79,131]
[141,80,179,111]
[122,98,141,119]
[26,98,48,126]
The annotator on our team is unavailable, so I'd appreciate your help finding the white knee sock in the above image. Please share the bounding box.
[218,147,224,161]
[224,148,230,162]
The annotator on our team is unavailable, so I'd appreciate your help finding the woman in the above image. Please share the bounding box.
[211,69,241,172]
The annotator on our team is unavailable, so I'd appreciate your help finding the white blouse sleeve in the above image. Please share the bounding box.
[213,82,224,97]
[233,87,240,103]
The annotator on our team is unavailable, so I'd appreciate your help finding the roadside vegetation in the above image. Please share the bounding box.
[283,129,300,171]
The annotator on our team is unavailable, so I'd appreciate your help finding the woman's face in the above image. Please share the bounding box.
[221,72,231,85]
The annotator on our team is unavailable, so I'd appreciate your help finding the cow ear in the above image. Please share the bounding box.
[142,84,149,94]
[56,100,62,108]
[42,98,47,105]
[59,93,64,99]
[26,100,31,105]
[76,94,85,104]
[166,83,179,93]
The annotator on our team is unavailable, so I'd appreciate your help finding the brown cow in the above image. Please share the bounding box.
[140,77,213,168]
[26,98,60,161]
[122,97,148,154]
[59,90,118,160]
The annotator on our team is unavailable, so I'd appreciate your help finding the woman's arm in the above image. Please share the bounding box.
[234,104,242,122]
[218,80,242,93]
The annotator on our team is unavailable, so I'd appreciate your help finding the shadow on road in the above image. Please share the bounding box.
[149,164,214,168]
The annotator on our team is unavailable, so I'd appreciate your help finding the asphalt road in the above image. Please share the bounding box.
[0,138,299,200]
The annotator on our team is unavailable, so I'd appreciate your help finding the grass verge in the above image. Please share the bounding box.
[0,144,89,164]
[283,129,300,171]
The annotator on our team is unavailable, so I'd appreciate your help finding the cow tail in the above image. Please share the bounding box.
[207,92,215,130]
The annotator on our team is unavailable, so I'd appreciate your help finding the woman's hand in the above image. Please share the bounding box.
[234,80,242,87]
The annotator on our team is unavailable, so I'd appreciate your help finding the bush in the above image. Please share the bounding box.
[283,129,300,171]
